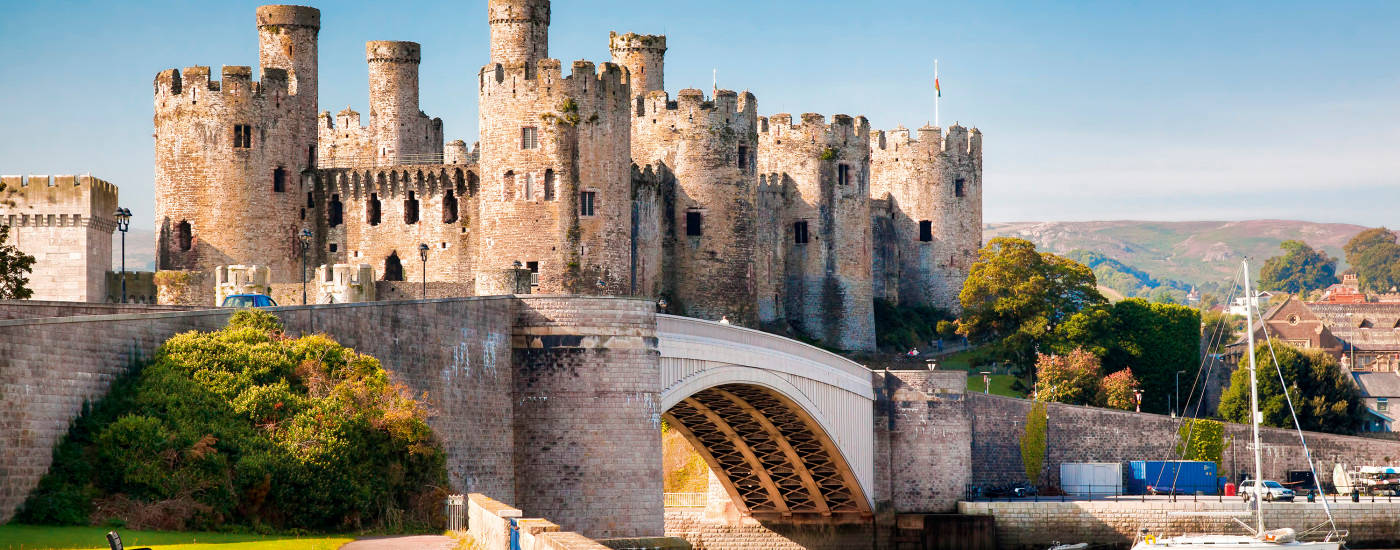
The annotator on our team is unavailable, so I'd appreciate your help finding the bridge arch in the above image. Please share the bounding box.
[656,315,875,520]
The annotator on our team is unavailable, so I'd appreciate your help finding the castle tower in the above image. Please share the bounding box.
[488,0,550,67]
[757,113,875,351]
[0,175,118,302]
[154,5,321,304]
[609,32,666,99]
[869,124,983,312]
[633,89,759,325]
[366,41,443,164]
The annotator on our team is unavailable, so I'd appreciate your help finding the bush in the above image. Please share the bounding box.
[17,310,446,532]
[874,299,952,351]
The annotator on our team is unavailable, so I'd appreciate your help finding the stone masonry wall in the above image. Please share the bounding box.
[0,175,118,303]
[511,296,664,539]
[0,300,194,321]
[967,392,1400,490]
[873,370,971,513]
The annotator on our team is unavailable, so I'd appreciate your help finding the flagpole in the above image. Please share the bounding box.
[934,59,940,128]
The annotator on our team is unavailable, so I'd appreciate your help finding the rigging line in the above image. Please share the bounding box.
[1185,266,1244,420]
[1256,303,1341,537]
[1170,264,1245,493]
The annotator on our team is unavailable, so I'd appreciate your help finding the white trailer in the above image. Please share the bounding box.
[1061,462,1123,497]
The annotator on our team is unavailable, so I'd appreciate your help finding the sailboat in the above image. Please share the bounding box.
[1130,260,1345,549]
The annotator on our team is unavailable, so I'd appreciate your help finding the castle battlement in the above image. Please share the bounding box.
[318,164,476,200]
[480,59,630,103]
[366,40,421,64]
[255,4,320,29]
[641,89,757,122]
[609,32,666,53]
[760,112,871,143]
[0,175,119,230]
[153,66,290,103]
[871,123,983,159]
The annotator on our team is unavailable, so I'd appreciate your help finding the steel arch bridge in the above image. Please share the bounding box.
[656,315,875,521]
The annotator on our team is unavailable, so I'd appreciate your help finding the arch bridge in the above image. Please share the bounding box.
[655,315,875,521]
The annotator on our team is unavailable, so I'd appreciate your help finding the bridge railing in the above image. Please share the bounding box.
[656,314,872,382]
[664,492,707,508]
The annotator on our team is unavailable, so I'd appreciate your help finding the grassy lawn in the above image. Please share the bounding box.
[0,525,354,550]
[934,349,1027,398]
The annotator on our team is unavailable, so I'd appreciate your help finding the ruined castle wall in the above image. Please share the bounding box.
[0,175,117,302]
[318,109,375,166]
[476,59,634,295]
[632,90,758,324]
[315,165,478,288]
[366,41,443,163]
[869,125,982,313]
[510,296,663,538]
[757,114,875,351]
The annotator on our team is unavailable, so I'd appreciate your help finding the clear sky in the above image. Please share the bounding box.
[2,0,1397,228]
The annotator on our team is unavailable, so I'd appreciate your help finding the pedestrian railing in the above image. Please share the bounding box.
[664,492,707,508]
[446,493,467,531]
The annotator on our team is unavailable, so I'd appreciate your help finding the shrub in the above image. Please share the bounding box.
[17,310,446,532]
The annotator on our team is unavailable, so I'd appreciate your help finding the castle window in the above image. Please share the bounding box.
[368,193,382,226]
[685,211,703,236]
[793,221,809,244]
[273,167,286,192]
[523,173,535,199]
[919,220,933,242]
[580,191,596,217]
[176,220,193,251]
[955,178,966,198]
[544,169,555,201]
[233,124,252,148]
[837,163,850,186]
[404,191,420,224]
[329,243,338,253]
[443,190,459,224]
[306,192,315,208]
[329,194,343,227]
[737,145,749,172]
[526,261,540,287]
[503,171,514,200]
[307,144,317,168]
[522,127,538,149]
[384,252,404,281]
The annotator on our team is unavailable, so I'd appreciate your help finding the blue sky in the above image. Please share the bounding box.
[2,0,1398,227]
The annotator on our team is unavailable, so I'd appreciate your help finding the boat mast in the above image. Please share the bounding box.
[1242,259,1265,534]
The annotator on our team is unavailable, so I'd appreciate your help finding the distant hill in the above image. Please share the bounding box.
[112,228,156,271]
[986,220,1368,296]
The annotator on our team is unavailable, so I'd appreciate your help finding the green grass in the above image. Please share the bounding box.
[0,525,354,550]
[965,372,1022,397]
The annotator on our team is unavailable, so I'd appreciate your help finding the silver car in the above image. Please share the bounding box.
[1239,479,1295,502]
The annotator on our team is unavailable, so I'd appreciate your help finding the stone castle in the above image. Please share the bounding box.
[150,1,983,350]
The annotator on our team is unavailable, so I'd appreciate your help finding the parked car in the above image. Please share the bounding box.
[1239,480,1295,502]
[221,294,277,308]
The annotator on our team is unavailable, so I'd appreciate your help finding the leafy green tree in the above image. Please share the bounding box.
[0,181,36,299]
[1021,401,1048,486]
[1218,340,1364,434]
[959,238,1105,388]
[1177,418,1227,468]
[18,310,447,531]
[1099,368,1140,410]
[1055,298,1200,414]
[1258,240,1339,294]
[1343,228,1400,293]
[1033,348,1102,405]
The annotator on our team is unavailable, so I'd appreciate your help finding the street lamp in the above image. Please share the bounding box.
[299,229,312,305]
[980,371,992,394]
[113,208,132,303]
[1133,388,1144,413]
[1174,369,1187,418]
[418,243,429,299]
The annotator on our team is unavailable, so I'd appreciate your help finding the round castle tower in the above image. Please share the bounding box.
[609,32,666,100]
[869,124,983,312]
[257,5,319,139]
[757,113,876,351]
[366,41,442,163]
[488,0,550,67]
[633,89,759,325]
[477,0,634,295]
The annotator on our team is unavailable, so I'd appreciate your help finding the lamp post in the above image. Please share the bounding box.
[113,208,131,303]
[980,371,992,394]
[299,229,312,305]
[418,243,429,299]
[1133,388,1144,413]
[1175,369,1186,418]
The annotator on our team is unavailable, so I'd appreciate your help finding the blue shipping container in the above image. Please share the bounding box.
[1127,460,1218,495]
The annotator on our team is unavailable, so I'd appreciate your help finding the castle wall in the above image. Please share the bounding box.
[869,125,982,313]
[609,32,665,99]
[633,90,759,324]
[318,108,376,167]
[489,0,550,67]
[873,370,972,513]
[758,114,875,351]
[0,175,117,302]
[476,59,634,295]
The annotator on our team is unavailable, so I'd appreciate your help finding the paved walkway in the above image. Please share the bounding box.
[339,535,458,549]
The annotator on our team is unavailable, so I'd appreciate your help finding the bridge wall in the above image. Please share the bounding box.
[872,370,972,513]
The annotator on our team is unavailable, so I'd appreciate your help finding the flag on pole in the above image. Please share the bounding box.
[935,77,941,97]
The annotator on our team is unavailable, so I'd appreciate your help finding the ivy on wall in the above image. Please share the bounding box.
[1177,418,1227,468]
[1021,401,1048,486]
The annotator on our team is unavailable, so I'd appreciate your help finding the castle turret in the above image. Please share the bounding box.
[757,113,875,351]
[256,5,319,145]
[366,41,442,164]
[609,32,666,100]
[633,89,759,324]
[869,123,983,312]
[488,0,550,67]
[0,175,118,302]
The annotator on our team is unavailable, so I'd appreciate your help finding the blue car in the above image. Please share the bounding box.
[221,294,277,308]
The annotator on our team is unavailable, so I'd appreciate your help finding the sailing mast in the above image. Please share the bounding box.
[1242,259,1265,534]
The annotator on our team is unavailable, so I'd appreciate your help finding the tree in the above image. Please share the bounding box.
[959,238,1105,388]
[1200,310,1239,354]
[1258,240,1339,294]
[1343,228,1400,293]
[1033,349,1102,405]
[1021,401,1048,486]
[1099,368,1140,410]
[1218,339,1365,434]
[0,181,36,299]
[1055,298,1200,414]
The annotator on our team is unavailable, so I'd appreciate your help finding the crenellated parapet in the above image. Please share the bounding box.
[154,66,292,116]
[316,164,478,201]
[0,174,119,226]
[480,59,632,114]
[0,174,121,302]
[609,31,666,97]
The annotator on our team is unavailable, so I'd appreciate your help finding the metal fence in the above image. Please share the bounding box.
[962,483,1348,504]
[318,152,476,169]
[664,492,707,508]
[446,494,466,531]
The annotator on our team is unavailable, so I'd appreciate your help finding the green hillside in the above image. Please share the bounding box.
[986,220,1366,298]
